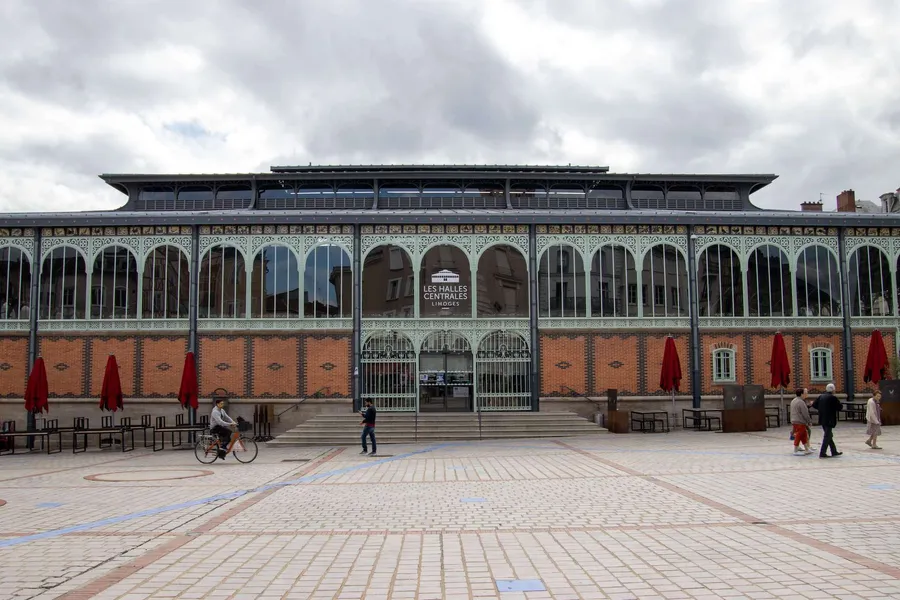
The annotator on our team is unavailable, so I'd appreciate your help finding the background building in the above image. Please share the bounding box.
[0,165,898,430]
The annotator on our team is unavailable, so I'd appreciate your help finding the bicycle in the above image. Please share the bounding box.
[194,421,258,464]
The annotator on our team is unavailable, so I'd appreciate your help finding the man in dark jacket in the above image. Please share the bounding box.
[360,399,377,456]
[812,383,843,458]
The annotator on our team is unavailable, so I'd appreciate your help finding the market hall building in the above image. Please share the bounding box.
[0,165,897,431]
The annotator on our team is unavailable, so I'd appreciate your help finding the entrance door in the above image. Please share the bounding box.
[419,351,473,411]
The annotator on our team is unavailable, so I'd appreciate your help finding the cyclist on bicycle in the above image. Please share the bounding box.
[210,398,237,459]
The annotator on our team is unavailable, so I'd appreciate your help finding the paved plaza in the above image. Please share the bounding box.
[1,424,900,599]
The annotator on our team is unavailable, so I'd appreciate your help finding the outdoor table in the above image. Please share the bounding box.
[682,409,722,431]
[630,410,670,433]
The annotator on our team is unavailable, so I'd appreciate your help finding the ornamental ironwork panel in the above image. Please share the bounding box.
[361,318,529,349]
[361,331,417,411]
[475,331,531,411]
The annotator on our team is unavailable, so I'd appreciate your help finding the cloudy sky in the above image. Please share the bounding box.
[0,0,898,213]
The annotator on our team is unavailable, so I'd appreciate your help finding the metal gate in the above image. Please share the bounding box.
[361,332,417,411]
[475,331,531,411]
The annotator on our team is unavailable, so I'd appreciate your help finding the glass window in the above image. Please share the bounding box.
[304,245,351,318]
[590,245,637,317]
[250,245,300,318]
[142,245,190,319]
[476,245,528,317]
[849,246,893,316]
[363,245,413,318]
[91,245,138,319]
[712,349,736,383]
[642,244,688,318]
[199,245,246,318]
[40,246,87,320]
[698,245,744,317]
[747,245,792,317]
[810,348,833,382]
[538,244,584,318]
[796,245,841,317]
[420,245,471,317]
[0,247,31,321]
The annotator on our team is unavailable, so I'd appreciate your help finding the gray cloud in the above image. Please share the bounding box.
[0,0,898,212]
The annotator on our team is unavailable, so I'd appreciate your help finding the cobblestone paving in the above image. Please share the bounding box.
[0,423,898,599]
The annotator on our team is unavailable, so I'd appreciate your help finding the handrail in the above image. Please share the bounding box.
[561,386,604,413]
[415,409,418,443]
[275,388,328,421]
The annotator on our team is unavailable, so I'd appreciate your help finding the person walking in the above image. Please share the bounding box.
[360,399,377,456]
[812,383,843,458]
[790,388,813,454]
[865,391,883,450]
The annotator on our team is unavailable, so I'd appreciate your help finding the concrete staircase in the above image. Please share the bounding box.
[268,411,606,446]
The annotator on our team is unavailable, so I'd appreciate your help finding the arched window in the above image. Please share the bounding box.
[250,245,300,318]
[476,245,529,317]
[91,246,138,319]
[420,245,470,317]
[849,246,892,316]
[590,245,637,317]
[142,245,190,319]
[712,348,736,383]
[0,247,31,320]
[39,246,87,320]
[796,246,841,317]
[746,245,792,317]
[538,244,584,318]
[305,245,351,318]
[641,244,688,317]
[199,245,246,318]
[362,244,413,318]
[697,245,744,317]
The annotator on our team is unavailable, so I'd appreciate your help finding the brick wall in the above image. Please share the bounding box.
[197,333,351,399]
[540,331,691,397]
[0,335,29,397]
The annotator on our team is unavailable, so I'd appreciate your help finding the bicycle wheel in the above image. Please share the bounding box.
[232,435,258,463]
[194,436,219,464]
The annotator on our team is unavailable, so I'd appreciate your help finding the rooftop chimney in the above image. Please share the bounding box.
[800,201,823,212]
[837,189,856,212]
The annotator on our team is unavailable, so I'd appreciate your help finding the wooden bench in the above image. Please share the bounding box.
[841,402,866,423]
[152,414,209,452]
[631,410,670,433]
[0,420,63,455]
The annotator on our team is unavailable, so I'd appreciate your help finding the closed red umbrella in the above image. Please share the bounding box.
[178,352,199,410]
[864,330,888,385]
[770,333,791,422]
[660,337,682,392]
[99,355,124,412]
[25,357,49,414]
[660,337,682,416]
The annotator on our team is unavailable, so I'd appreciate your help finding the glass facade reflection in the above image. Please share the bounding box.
[476,245,528,317]
[305,245,351,318]
[362,244,414,318]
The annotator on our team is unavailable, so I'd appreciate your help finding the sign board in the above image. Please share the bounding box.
[421,269,471,316]
[743,384,765,408]
[722,384,743,410]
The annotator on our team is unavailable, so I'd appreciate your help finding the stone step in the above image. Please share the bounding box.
[268,410,606,446]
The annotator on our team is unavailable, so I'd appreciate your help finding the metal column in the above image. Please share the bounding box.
[528,225,540,411]
[352,224,362,412]
[26,228,41,447]
[838,228,854,402]
[188,225,200,430]
[687,228,702,408]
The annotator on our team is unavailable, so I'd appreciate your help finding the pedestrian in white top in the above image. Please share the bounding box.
[865,391,883,450]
